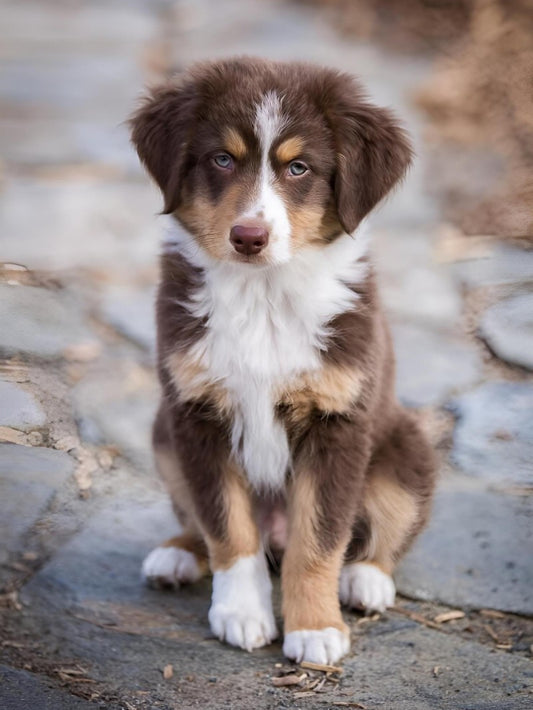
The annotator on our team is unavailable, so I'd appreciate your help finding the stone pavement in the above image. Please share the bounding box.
[0,1,532,708]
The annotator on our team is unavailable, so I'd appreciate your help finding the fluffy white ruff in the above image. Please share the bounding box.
[339,562,396,613]
[283,627,350,665]
[142,546,202,588]
[208,552,278,652]
[164,221,369,491]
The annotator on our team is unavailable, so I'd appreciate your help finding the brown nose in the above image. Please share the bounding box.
[230,224,269,255]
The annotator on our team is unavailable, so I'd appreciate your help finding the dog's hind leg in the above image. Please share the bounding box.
[340,411,436,613]
[142,402,210,588]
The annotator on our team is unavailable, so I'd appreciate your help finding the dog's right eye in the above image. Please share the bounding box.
[212,153,234,170]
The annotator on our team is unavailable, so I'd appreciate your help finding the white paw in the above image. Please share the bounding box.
[142,546,202,588]
[339,562,395,613]
[208,552,278,652]
[283,628,350,665]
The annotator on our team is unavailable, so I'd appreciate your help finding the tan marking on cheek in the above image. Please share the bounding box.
[223,127,247,159]
[282,474,348,633]
[276,136,304,163]
[177,182,249,260]
[288,206,329,250]
[207,463,260,570]
[166,351,233,414]
[364,475,419,574]
[279,364,364,427]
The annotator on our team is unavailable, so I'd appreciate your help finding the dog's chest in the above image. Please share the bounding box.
[184,241,366,490]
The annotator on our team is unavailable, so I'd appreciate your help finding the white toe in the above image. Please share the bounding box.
[141,546,202,587]
[283,628,350,664]
[339,562,395,613]
[208,552,278,652]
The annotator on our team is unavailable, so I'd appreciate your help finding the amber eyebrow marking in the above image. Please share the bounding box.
[276,136,305,163]
[222,127,247,159]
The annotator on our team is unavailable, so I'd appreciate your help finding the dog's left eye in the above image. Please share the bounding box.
[212,153,234,170]
[288,160,308,176]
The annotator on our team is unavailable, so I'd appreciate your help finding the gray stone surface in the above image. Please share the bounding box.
[0,380,46,429]
[0,665,107,710]
[375,228,463,328]
[341,624,532,710]
[396,484,533,614]
[1,0,532,707]
[72,361,158,468]
[453,245,533,288]
[20,488,533,709]
[0,443,74,564]
[480,293,533,370]
[0,179,161,272]
[100,285,156,351]
[450,382,533,485]
[393,322,481,406]
[24,489,178,604]
[0,284,95,359]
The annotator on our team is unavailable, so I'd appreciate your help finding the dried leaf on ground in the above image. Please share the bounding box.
[272,673,307,687]
[479,609,506,619]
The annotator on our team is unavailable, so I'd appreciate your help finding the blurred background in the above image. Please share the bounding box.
[1,1,532,709]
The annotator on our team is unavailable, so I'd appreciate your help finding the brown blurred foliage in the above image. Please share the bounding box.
[301,0,533,238]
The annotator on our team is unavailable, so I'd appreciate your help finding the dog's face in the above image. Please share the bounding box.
[131,58,412,266]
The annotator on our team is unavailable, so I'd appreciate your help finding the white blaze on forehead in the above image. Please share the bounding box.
[254,91,287,151]
[240,91,291,263]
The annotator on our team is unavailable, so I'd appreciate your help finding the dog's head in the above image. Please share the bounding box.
[131,58,412,266]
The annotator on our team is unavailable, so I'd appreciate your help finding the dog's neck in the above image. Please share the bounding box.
[163,219,370,375]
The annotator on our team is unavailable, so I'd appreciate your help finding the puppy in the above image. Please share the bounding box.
[130,57,436,665]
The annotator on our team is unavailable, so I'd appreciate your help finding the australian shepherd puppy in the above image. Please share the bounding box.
[130,57,436,665]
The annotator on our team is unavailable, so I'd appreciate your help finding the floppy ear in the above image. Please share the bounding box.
[330,80,413,234]
[130,81,197,214]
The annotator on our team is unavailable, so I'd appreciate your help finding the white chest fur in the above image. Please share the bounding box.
[167,227,369,490]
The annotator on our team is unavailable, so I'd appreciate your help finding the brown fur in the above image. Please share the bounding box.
[207,463,261,570]
[282,474,349,633]
[131,57,436,646]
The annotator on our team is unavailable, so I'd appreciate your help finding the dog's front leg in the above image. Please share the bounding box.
[282,417,370,664]
[206,463,278,651]
[169,406,277,651]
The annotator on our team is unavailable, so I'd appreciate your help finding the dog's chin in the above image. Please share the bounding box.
[229,252,268,266]
[226,251,289,268]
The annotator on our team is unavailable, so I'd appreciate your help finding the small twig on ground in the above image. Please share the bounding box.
[483,624,500,642]
[434,610,466,624]
[300,660,343,674]
[390,605,444,631]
